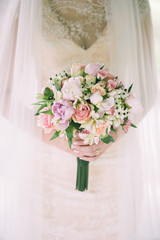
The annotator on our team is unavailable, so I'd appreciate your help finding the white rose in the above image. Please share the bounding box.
[61,77,82,100]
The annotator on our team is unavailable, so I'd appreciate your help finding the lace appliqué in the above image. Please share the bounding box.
[138,0,150,17]
[42,0,107,46]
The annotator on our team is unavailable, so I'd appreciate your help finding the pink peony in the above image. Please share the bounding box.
[72,102,91,123]
[107,79,117,91]
[124,119,131,133]
[97,69,108,80]
[125,94,143,114]
[85,63,102,77]
[52,99,75,130]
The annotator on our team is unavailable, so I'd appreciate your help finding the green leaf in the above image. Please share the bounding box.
[128,84,133,93]
[100,65,104,70]
[50,131,61,141]
[106,128,108,135]
[103,95,108,100]
[111,125,117,132]
[44,87,54,99]
[82,72,87,77]
[130,123,137,128]
[101,135,115,144]
[65,124,74,149]
[70,120,81,131]
[32,103,42,106]
[54,79,61,91]
[94,105,99,113]
[34,103,47,116]
[36,93,44,100]
[123,116,128,123]
[40,109,53,115]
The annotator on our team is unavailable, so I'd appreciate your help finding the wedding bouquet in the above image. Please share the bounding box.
[33,63,142,191]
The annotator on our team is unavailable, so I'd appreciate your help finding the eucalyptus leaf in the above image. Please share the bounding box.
[50,131,61,141]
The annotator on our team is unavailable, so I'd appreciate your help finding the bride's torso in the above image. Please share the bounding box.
[40,0,122,159]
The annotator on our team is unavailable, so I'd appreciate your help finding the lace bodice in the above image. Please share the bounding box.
[42,0,107,49]
[42,0,150,46]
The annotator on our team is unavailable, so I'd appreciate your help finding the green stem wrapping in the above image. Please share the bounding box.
[76,157,89,191]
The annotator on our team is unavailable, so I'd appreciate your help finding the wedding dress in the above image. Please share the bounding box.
[0,0,160,240]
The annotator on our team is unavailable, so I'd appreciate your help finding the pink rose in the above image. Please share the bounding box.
[85,63,102,76]
[125,94,143,114]
[115,78,123,87]
[39,108,54,133]
[124,119,131,133]
[107,79,117,91]
[91,82,106,96]
[83,129,90,134]
[72,102,91,123]
[107,73,116,80]
[97,69,108,80]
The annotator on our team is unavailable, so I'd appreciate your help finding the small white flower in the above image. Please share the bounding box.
[85,74,96,85]
[113,118,121,128]
[120,90,129,99]
[79,133,99,145]
[114,99,122,108]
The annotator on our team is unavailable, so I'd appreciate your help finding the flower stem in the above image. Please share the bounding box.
[76,157,89,191]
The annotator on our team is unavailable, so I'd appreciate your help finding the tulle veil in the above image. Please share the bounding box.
[0,0,160,239]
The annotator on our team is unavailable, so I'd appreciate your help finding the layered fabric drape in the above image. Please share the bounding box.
[0,0,160,239]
